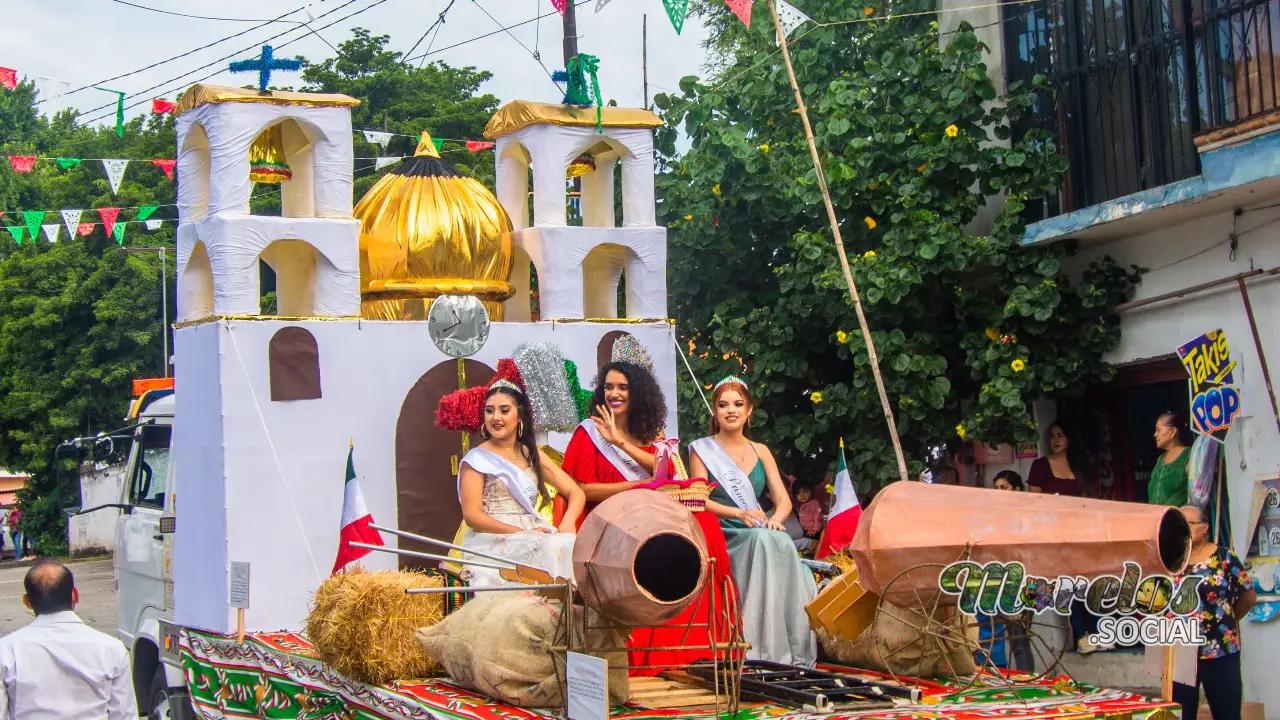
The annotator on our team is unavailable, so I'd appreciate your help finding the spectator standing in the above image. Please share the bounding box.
[5,510,21,561]
[1172,505,1255,720]
[992,470,1034,672]
[1148,412,1190,507]
[1027,423,1109,653]
[0,559,138,719]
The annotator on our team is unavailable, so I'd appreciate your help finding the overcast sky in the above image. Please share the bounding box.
[4,0,713,135]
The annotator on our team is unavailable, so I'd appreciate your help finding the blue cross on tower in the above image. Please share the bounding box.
[229,45,303,93]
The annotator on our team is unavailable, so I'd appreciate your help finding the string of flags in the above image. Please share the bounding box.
[592,0,811,37]
[358,129,494,153]
[5,156,177,190]
[1,205,171,246]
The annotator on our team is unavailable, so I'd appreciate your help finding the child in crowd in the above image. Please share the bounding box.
[794,481,824,555]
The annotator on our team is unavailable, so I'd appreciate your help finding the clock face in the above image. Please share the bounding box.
[427,295,490,358]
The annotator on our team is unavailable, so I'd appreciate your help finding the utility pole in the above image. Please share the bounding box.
[562,0,579,65]
[643,14,649,108]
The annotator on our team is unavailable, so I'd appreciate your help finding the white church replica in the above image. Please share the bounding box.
[169,86,678,634]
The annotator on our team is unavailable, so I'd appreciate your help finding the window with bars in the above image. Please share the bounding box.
[1003,0,1280,220]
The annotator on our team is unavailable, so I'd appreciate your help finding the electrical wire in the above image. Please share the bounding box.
[405,0,456,60]
[405,0,589,64]
[36,3,314,106]
[469,0,560,88]
[79,0,383,125]
[107,0,319,23]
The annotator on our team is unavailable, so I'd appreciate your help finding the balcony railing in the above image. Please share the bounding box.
[1004,0,1280,220]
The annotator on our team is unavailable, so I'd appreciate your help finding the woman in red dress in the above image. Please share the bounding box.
[559,360,740,676]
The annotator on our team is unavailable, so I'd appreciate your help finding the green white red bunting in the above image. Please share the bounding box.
[22,211,44,241]
[662,0,690,33]
[726,0,752,26]
[775,0,812,41]
[42,224,60,242]
[62,209,83,239]
[145,219,164,231]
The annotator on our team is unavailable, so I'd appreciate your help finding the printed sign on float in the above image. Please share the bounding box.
[1176,330,1241,437]
[566,652,608,720]
[229,561,251,609]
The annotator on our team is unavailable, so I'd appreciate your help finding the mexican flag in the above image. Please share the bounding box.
[332,444,383,574]
[816,439,861,560]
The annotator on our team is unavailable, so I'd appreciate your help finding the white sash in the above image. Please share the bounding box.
[458,447,541,520]
[579,419,648,481]
[689,437,762,512]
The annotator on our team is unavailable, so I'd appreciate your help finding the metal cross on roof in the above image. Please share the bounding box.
[229,45,303,93]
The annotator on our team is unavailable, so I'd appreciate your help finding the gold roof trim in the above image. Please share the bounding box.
[484,100,663,139]
[175,84,360,116]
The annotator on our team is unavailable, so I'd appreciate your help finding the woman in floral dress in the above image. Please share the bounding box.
[1173,505,1256,720]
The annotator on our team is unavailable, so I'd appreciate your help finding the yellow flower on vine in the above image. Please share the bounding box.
[864,6,875,14]
[863,250,876,258]
[956,424,967,439]
[811,391,823,404]
[1011,359,1027,372]
[985,327,1000,341]
[836,330,849,343]
[759,143,770,152]
[918,160,930,173]
[684,214,694,221]
[712,183,722,196]
[864,216,877,230]
[945,124,960,138]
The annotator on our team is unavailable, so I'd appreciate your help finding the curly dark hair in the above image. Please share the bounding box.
[591,361,667,445]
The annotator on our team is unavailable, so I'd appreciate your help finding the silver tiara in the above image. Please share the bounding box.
[490,379,524,395]
[714,375,747,391]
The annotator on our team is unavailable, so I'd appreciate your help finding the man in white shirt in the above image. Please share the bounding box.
[0,559,137,719]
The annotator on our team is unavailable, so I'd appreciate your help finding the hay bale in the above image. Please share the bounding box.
[305,567,445,685]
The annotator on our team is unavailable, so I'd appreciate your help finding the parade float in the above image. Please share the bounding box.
[131,80,1191,720]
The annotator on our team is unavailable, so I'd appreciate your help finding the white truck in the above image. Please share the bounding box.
[75,388,192,719]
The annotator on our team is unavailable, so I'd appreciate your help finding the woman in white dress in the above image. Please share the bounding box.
[457,380,586,587]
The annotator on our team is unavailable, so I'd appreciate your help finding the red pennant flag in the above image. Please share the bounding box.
[725,0,753,26]
[0,68,16,91]
[8,156,37,173]
[151,98,177,114]
[98,208,120,237]
[466,140,496,152]
[551,0,566,16]
[151,159,176,180]
[78,223,95,236]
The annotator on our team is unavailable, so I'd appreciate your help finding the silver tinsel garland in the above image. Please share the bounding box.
[513,341,580,432]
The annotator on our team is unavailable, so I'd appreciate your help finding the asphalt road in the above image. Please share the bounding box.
[0,558,116,636]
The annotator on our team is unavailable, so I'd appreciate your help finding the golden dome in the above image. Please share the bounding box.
[356,132,514,321]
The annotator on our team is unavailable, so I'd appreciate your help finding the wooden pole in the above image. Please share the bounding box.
[643,14,649,108]
[562,0,579,65]
[1160,645,1174,700]
[1237,276,1280,439]
[236,608,245,645]
[765,0,909,483]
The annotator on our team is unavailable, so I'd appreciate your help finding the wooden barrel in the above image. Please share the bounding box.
[572,490,709,627]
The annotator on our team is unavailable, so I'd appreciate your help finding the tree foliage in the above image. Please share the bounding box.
[0,30,500,553]
[656,0,1143,488]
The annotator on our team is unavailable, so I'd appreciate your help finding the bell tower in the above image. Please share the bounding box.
[173,84,363,321]
[486,101,669,322]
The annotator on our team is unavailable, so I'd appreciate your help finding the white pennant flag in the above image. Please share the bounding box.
[61,209,83,240]
[145,219,164,231]
[36,77,71,107]
[42,224,61,243]
[374,156,402,170]
[362,131,395,150]
[775,0,812,43]
[102,160,129,195]
[594,0,614,11]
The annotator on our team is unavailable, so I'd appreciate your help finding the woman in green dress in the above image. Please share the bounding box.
[688,376,818,667]
[1148,411,1190,506]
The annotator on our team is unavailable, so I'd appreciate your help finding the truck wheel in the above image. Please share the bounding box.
[148,665,195,720]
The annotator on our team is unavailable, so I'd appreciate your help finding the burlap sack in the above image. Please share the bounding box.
[417,591,629,707]
[818,601,979,678]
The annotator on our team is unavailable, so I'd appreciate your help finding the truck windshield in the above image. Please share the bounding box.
[130,424,171,509]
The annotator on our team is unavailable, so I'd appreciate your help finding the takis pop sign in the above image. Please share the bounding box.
[1177,329,1241,437]
[939,561,1205,646]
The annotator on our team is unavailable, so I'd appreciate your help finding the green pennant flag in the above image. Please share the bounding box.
[22,211,45,241]
[56,158,83,170]
[662,0,690,33]
[95,87,126,137]
[113,221,126,246]
[137,205,159,221]
[5,225,24,245]
[432,137,445,152]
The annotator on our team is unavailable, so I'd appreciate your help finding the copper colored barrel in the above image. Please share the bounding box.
[573,489,709,626]
[851,482,1192,606]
